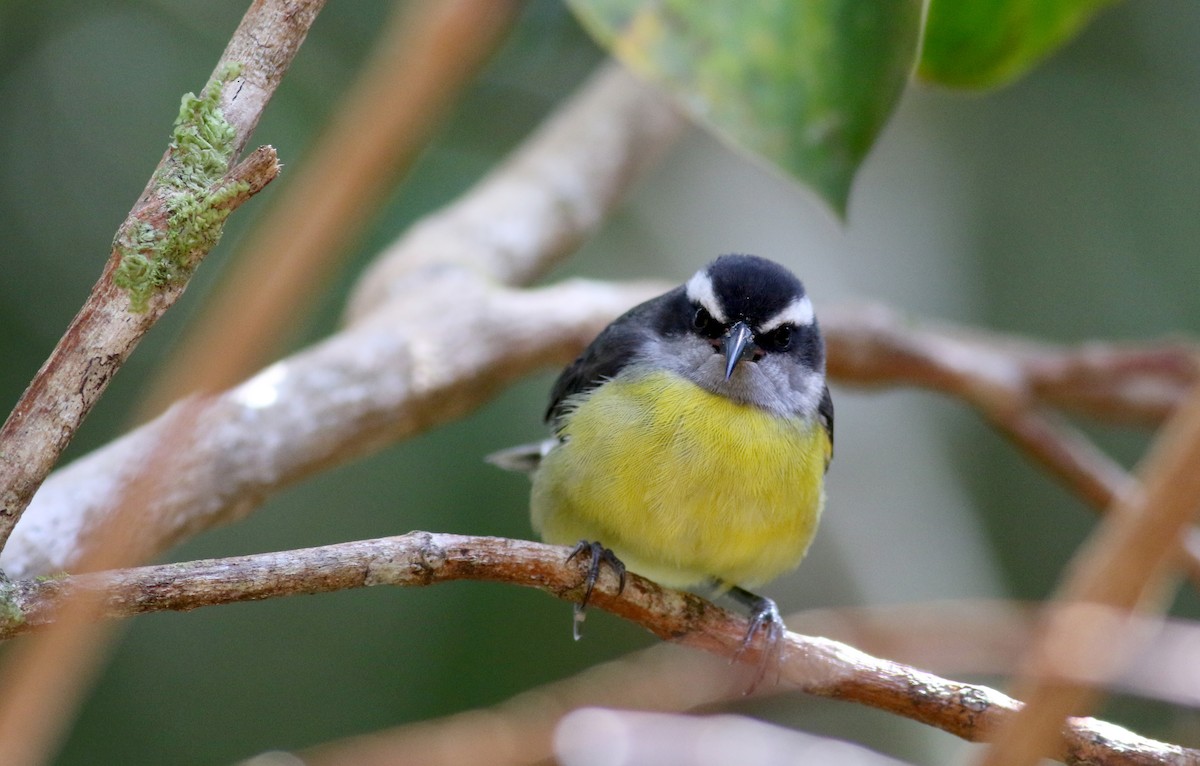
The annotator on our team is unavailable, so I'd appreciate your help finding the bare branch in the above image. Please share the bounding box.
[304,599,1200,766]
[0,0,324,552]
[210,0,329,161]
[0,278,660,579]
[3,533,1195,766]
[984,407,1129,512]
[345,62,686,316]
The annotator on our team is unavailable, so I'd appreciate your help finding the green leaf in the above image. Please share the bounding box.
[919,0,1118,89]
[567,0,922,215]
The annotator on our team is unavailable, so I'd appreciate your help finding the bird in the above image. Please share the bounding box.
[489,254,833,655]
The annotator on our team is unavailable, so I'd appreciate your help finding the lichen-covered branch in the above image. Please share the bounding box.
[1,533,1193,766]
[146,0,525,417]
[0,0,323,552]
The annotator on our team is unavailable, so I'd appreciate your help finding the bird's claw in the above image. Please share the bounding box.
[566,540,626,640]
[727,587,785,691]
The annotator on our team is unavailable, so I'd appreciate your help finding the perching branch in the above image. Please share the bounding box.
[301,600,1200,766]
[1,532,1194,766]
[828,307,1200,764]
[0,0,324,552]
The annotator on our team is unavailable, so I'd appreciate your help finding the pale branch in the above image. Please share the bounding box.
[0,0,324,552]
[6,294,1198,581]
[2,533,1195,766]
[0,63,683,579]
[344,62,686,319]
[207,0,328,162]
[0,278,660,579]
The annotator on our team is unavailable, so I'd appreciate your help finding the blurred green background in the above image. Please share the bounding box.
[1,1,1198,763]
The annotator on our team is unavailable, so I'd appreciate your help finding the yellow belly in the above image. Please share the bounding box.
[531,370,829,589]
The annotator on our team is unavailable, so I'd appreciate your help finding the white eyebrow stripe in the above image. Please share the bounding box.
[685,271,727,322]
[760,295,814,331]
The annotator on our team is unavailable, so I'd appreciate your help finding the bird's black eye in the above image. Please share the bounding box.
[762,324,793,352]
[692,306,722,338]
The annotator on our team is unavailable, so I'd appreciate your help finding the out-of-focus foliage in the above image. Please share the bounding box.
[566,0,1118,210]
[920,0,1120,88]
[566,0,922,214]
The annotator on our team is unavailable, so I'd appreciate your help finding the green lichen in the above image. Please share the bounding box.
[113,62,247,312]
[0,579,23,629]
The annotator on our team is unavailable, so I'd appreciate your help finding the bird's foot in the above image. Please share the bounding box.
[727,586,784,691]
[566,540,626,641]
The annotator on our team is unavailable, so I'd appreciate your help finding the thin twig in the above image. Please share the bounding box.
[984,407,1128,511]
[1,533,1194,766]
[0,0,324,552]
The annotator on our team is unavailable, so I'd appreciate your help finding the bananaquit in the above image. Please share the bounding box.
[490,254,833,647]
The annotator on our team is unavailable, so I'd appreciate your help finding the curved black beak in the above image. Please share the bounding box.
[723,321,757,380]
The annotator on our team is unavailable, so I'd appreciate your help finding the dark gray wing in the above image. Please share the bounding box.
[818,385,834,470]
[545,287,684,428]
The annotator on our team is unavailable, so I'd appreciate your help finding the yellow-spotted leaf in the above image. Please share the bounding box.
[919,0,1119,89]
[567,0,922,215]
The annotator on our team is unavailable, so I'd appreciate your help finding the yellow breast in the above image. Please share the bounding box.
[531,370,829,589]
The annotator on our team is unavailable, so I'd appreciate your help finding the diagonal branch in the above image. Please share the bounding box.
[1,532,1194,766]
[145,0,525,417]
[0,0,325,553]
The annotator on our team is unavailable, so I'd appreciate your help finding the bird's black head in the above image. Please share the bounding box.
[545,254,829,425]
[678,254,823,376]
